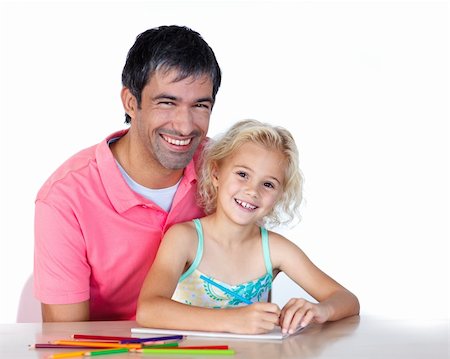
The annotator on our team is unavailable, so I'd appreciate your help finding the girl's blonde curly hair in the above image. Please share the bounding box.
[197,119,303,228]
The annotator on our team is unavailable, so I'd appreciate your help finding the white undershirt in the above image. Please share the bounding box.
[115,161,181,212]
[108,137,181,212]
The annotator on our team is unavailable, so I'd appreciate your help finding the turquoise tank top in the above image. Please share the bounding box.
[171,219,273,308]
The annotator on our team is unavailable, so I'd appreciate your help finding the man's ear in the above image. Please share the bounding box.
[121,87,138,120]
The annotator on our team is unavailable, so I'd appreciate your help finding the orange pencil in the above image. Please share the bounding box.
[53,340,141,349]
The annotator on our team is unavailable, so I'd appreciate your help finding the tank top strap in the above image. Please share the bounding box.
[179,219,204,282]
[260,227,273,277]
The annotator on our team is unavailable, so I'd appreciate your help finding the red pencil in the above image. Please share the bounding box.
[178,345,229,350]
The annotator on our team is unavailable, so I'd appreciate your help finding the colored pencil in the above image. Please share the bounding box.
[84,348,129,356]
[120,335,183,344]
[35,341,171,350]
[30,344,95,349]
[48,351,86,359]
[178,345,229,350]
[72,334,132,342]
[136,348,235,355]
[199,274,252,305]
[142,342,179,348]
[129,340,168,346]
[53,340,141,349]
[138,344,228,350]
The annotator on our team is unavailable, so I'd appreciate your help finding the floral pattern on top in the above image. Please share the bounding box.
[173,268,272,308]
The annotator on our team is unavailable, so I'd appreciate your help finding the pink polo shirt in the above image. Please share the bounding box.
[34,130,205,320]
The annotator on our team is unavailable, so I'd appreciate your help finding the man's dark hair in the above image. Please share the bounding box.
[121,25,222,123]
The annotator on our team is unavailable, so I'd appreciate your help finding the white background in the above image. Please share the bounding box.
[0,0,448,323]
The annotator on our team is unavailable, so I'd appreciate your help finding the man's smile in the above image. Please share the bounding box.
[161,134,192,147]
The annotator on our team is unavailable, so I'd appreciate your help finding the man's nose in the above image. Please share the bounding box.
[172,106,194,135]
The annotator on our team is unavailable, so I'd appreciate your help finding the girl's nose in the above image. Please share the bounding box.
[245,182,259,198]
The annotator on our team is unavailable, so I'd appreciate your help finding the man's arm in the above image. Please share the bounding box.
[42,301,90,322]
[35,198,91,322]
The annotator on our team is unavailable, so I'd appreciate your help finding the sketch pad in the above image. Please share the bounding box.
[131,326,303,340]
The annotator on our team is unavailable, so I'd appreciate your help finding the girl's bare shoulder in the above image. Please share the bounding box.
[163,221,198,246]
[266,229,296,246]
[167,220,196,234]
[266,229,307,265]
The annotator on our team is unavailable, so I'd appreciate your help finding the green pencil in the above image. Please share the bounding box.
[85,348,129,356]
[142,342,179,348]
[136,348,235,355]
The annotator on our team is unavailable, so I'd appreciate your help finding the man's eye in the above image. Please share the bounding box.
[158,101,174,106]
[236,171,247,178]
[195,103,210,110]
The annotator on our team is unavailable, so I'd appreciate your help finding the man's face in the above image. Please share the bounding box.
[130,69,214,170]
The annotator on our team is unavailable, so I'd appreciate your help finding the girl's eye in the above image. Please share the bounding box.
[264,182,275,189]
[236,171,247,178]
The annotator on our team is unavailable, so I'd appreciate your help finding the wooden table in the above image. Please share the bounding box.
[0,316,448,358]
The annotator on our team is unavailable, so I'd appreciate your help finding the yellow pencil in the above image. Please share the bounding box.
[48,351,86,359]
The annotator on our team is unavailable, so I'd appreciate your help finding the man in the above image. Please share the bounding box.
[34,25,221,322]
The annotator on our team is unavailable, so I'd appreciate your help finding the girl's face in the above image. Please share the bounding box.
[213,142,286,225]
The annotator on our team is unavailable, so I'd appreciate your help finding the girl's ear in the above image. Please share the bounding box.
[211,163,219,187]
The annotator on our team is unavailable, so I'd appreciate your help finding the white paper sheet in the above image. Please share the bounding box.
[131,326,303,341]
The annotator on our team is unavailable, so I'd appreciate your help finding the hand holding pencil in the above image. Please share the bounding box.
[224,302,281,334]
[198,274,280,334]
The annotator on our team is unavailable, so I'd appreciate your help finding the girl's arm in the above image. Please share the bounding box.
[269,232,360,333]
[136,222,280,334]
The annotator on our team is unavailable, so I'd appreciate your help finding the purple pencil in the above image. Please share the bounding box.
[120,335,183,344]
[29,343,94,349]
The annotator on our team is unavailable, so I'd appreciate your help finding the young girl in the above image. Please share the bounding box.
[137,120,359,334]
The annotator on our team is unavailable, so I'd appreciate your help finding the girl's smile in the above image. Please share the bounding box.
[234,198,258,211]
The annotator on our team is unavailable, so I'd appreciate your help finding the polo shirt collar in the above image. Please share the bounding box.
[96,130,198,214]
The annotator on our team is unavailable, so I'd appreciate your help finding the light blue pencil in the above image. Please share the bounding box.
[199,275,252,305]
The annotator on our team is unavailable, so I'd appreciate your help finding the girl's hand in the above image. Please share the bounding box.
[279,298,331,334]
[227,302,281,334]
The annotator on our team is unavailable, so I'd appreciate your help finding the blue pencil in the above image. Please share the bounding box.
[199,274,252,305]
